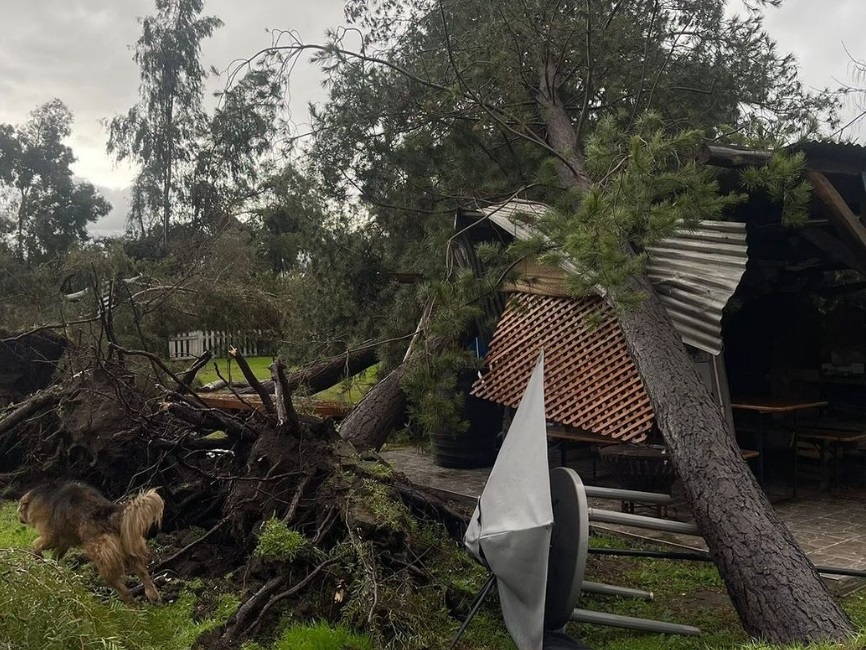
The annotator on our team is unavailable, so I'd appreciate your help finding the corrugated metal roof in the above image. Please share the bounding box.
[644,221,748,355]
[476,201,748,355]
[790,140,866,159]
[471,292,653,442]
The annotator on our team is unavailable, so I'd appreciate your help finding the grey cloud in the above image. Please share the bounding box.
[1,0,347,188]
[764,0,863,85]
[88,186,131,238]
[4,0,865,191]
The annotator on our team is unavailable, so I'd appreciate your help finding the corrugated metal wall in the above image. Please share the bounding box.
[644,221,748,355]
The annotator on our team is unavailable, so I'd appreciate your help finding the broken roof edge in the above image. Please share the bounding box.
[459,199,748,356]
[461,199,597,294]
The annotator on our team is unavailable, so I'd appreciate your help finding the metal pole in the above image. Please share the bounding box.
[587,507,701,536]
[571,608,700,636]
[583,485,672,504]
[589,548,709,562]
[448,573,497,650]
[581,581,654,600]
[587,547,866,578]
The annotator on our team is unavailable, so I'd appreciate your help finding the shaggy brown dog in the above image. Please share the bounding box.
[18,481,164,603]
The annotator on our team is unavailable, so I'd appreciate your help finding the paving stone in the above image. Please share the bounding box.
[382,445,866,579]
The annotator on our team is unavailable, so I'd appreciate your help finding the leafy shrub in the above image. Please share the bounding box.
[253,518,307,562]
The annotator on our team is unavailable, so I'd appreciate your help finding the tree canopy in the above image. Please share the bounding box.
[0,100,110,264]
[106,0,223,246]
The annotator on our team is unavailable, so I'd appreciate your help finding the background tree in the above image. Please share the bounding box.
[235,0,851,643]
[253,164,398,362]
[106,0,222,249]
[0,100,110,263]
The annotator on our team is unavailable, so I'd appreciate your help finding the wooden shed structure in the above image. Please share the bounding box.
[457,142,866,477]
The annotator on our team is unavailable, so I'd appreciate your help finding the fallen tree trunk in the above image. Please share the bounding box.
[338,365,406,451]
[288,344,378,394]
[234,345,379,397]
[0,386,64,437]
[536,58,854,642]
[615,275,853,642]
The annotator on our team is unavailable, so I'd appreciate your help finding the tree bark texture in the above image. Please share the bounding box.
[537,60,853,642]
[288,345,378,395]
[234,346,379,397]
[339,365,406,452]
[616,275,852,642]
[535,61,593,192]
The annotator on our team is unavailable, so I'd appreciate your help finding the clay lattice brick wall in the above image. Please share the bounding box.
[471,292,654,442]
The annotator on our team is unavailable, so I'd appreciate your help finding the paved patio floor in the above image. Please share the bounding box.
[381,445,866,595]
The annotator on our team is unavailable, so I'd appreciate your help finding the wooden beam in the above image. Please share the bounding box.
[697,144,772,168]
[501,259,572,297]
[800,228,866,277]
[860,171,866,221]
[806,170,866,264]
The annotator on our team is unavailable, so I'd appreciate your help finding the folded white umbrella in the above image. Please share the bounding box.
[464,351,553,650]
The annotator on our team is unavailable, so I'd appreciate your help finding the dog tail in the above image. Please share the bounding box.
[120,489,164,561]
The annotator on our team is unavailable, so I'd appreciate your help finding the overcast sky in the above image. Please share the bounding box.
[1,0,864,235]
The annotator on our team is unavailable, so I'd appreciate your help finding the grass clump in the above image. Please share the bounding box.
[254,518,307,562]
[740,634,866,650]
[0,547,238,650]
[145,590,240,650]
[0,500,37,549]
[572,534,866,650]
[242,620,373,650]
[346,478,413,532]
[0,548,148,650]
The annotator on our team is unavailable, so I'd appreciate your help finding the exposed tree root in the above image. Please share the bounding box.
[0,347,480,650]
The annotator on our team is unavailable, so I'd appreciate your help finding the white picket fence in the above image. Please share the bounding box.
[168,330,265,359]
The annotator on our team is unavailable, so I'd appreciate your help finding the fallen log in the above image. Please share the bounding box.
[0,385,65,437]
[338,365,406,451]
[236,344,378,397]
[287,344,378,394]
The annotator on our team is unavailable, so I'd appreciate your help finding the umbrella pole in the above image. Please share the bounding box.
[448,573,497,650]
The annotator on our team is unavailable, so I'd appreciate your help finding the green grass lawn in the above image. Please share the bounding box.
[0,500,239,650]
[2,497,864,650]
[194,356,377,405]
[572,534,866,650]
[196,356,274,385]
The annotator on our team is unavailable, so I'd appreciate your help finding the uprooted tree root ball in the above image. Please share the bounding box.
[0,348,488,649]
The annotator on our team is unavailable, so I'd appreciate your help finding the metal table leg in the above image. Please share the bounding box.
[757,413,765,484]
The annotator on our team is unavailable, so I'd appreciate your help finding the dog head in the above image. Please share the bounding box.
[17,491,33,524]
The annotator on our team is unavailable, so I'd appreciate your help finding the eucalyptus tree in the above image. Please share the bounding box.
[0,100,110,263]
[234,0,853,642]
[106,0,222,249]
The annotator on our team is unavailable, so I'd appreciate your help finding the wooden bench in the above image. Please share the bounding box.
[546,427,614,477]
[547,425,761,479]
[796,428,866,489]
